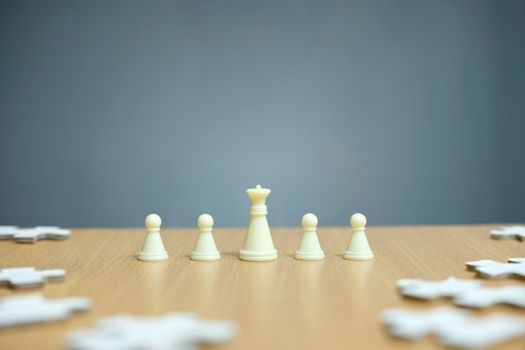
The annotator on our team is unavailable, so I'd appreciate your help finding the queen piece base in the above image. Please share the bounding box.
[239,249,278,262]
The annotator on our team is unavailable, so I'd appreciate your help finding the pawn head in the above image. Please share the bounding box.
[302,213,318,228]
[145,214,162,230]
[350,213,367,228]
[197,213,214,229]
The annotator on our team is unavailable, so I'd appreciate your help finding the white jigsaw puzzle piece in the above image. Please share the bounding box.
[466,258,525,279]
[69,314,198,350]
[0,294,91,328]
[397,277,525,308]
[491,226,525,241]
[66,313,237,350]
[0,267,66,288]
[382,307,471,340]
[0,225,71,243]
[382,306,525,349]
[397,277,482,300]
[437,314,525,349]
[454,285,525,308]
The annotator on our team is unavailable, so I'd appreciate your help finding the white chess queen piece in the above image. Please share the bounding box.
[138,214,169,261]
[343,213,374,260]
[295,213,325,261]
[239,185,278,261]
[191,214,221,261]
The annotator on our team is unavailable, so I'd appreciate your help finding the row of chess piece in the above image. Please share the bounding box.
[138,184,374,262]
[138,213,374,262]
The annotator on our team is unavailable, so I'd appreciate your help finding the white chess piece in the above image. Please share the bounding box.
[138,214,168,262]
[343,213,374,260]
[239,185,277,262]
[295,213,324,261]
[191,214,220,261]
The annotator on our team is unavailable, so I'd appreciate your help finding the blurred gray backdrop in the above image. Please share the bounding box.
[0,0,524,227]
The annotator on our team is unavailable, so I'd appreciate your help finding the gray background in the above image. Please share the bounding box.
[0,1,524,228]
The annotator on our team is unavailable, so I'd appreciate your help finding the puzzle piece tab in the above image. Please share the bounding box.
[0,267,65,289]
[0,294,91,328]
[466,258,525,279]
[0,226,71,243]
[382,306,525,349]
[66,313,237,350]
[491,226,525,241]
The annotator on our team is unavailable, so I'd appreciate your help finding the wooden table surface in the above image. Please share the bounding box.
[0,225,524,350]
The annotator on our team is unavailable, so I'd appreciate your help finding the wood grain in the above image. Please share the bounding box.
[0,225,524,350]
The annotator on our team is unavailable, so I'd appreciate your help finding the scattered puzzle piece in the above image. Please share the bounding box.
[398,277,481,300]
[466,258,525,279]
[0,267,66,289]
[382,307,471,340]
[398,277,525,308]
[0,226,71,243]
[382,306,525,349]
[437,314,525,349]
[0,294,91,328]
[66,313,237,350]
[490,226,525,241]
[454,285,525,309]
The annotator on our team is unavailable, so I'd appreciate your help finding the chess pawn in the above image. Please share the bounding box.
[239,185,278,261]
[138,214,169,261]
[191,214,221,261]
[295,213,325,261]
[343,213,374,260]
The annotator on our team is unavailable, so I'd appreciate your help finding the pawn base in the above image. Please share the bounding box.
[191,251,221,261]
[343,250,374,260]
[294,251,325,261]
[138,251,169,262]
[239,249,278,262]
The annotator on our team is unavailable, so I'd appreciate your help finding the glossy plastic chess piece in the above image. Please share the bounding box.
[138,214,169,261]
[239,185,277,261]
[343,213,374,260]
[191,214,220,261]
[295,213,324,261]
